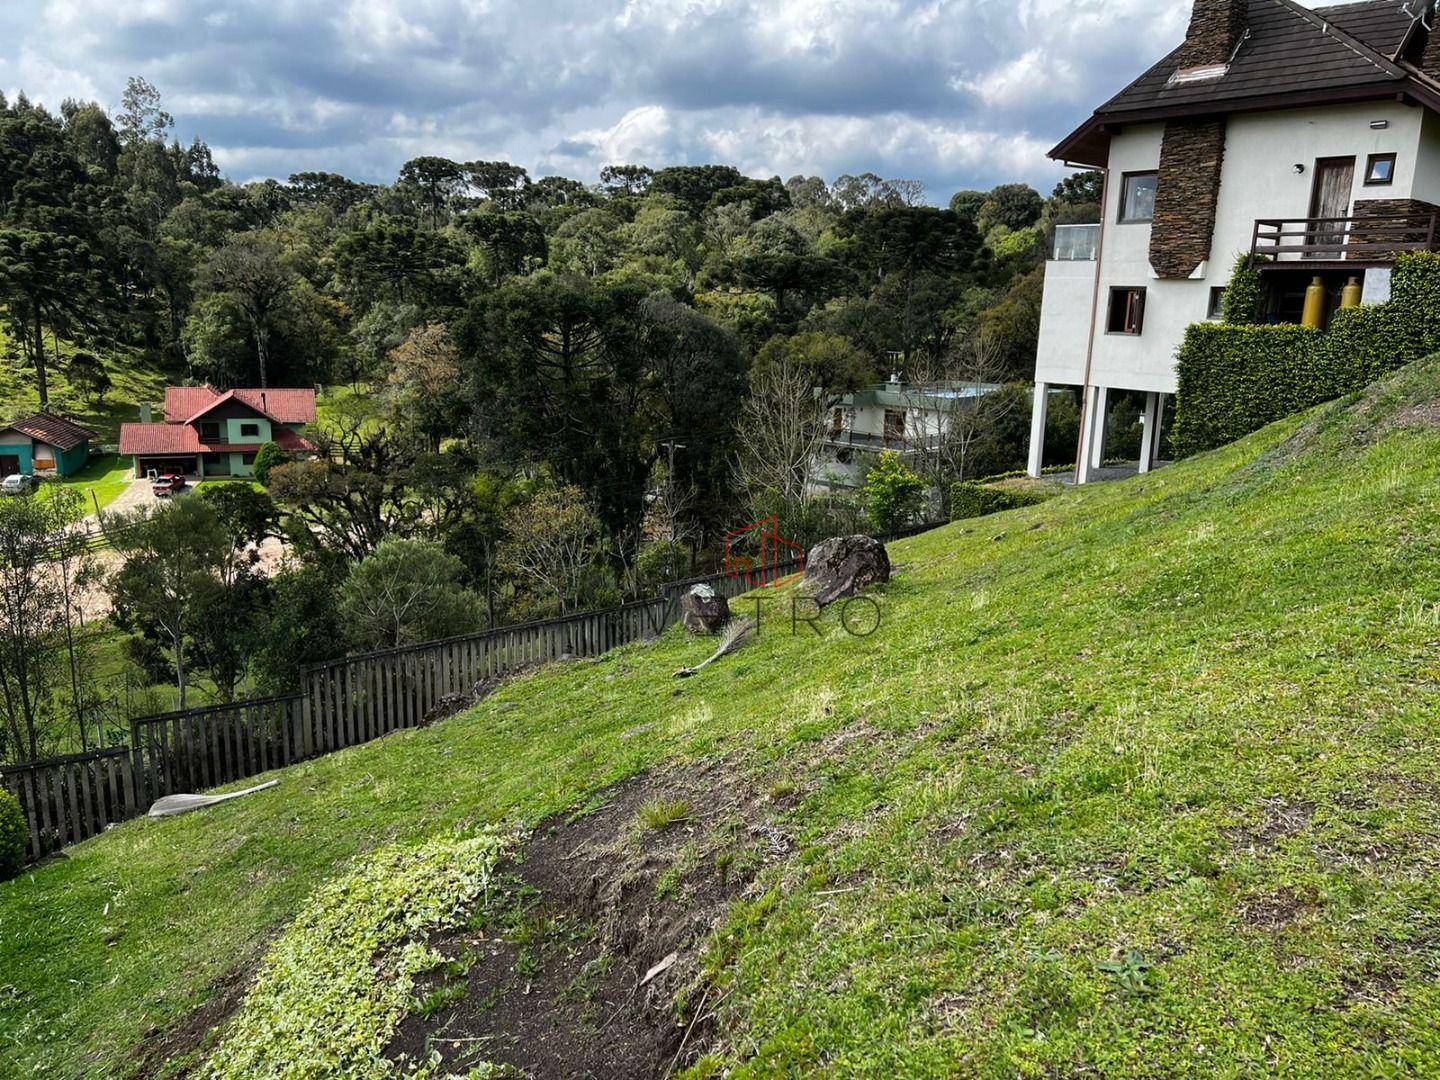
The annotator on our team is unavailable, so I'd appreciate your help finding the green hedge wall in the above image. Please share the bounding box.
[1173,253,1440,456]
[950,481,1054,522]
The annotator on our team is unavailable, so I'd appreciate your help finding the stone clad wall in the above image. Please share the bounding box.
[1150,118,1228,279]
[1175,0,1248,69]
[1351,197,1440,255]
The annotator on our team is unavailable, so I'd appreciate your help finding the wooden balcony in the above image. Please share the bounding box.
[1251,214,1439,266]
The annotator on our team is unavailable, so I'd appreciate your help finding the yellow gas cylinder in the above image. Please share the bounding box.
[1340,275,1363,310]
[1302,276,1327,329]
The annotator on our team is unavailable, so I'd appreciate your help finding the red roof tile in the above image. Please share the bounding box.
[163,385,317,424]
[0,412,97,451]
[119,423,315,456]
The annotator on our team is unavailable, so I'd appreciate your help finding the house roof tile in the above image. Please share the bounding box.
[163,385,317,424]
[1052,0,1437,165]
[118,423,315,456]
[0,412,97,451]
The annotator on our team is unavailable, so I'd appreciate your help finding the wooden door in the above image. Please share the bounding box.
[1309,157,1355,256]
[883,408,905,445]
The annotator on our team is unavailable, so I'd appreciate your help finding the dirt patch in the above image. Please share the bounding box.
[1394,400,1440,428]
[1240,886,1315,932]
[386,761,786,1078]
[1229,797,1314,851]
[134,956,259,1079]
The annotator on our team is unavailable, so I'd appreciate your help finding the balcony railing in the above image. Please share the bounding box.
[1051,223,1100,261]
[1251,214,1439,263]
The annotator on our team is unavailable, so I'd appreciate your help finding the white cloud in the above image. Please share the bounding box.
[5,0,1349,199]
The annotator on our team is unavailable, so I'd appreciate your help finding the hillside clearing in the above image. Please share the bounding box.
[0,326,170,445]
[6,359,1440,1075]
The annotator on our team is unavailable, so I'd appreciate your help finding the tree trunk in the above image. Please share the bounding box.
[173,632,187,710]
[33,317,49,409]
[255,323,270,389]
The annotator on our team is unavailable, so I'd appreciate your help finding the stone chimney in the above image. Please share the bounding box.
[1423,16,1440,80]
[1174,0,1248,71]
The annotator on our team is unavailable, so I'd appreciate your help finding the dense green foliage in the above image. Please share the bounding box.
[1220,252,1264,325]
[8,356,1440,1075]
[0,789,25,881]
[948,480,1054,521]
[202,832,506,1077]
[339,538,485,651]
[1173,253,1440,455]
[862,451,927,534]
[250,441,289,487]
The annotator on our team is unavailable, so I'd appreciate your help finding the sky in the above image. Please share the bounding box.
[0,0,1375,204]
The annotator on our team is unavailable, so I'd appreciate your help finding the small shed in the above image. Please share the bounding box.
[0,412,97,478]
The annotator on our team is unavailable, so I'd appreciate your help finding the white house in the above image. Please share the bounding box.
[1029,0,1440,481]
[809,377,1000,492]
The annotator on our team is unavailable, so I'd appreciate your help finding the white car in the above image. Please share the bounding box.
[0,474,37,496]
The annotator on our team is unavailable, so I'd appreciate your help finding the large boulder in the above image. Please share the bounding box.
[680,584,730,634]
[803,535,890,607]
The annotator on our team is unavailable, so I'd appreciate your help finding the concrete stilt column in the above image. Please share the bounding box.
[1138,391,1162,474]
[1077,384,1109,485]
[1026,381,1049,478]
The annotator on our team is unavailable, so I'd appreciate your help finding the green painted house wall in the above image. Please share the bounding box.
[0,438,90,477]
[55,442,90,477]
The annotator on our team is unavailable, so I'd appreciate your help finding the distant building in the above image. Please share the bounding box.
[0,412,96,478]
[1030,0,1440,482]
[809,377,1000,492]
[118,385,317,479]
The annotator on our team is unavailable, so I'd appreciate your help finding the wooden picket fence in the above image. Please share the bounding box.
[1,526,936,862]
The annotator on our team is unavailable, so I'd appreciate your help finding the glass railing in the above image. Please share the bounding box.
[1051,223,1100,261]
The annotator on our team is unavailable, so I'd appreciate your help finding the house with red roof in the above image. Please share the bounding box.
[0,412,97,478]
[118,385,317,480]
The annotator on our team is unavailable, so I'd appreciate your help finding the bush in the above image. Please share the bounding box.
[251,442,291,487]
[862,452,927,535]
[632,539,689,593]
[1174,253,1440,456]
[0,788,27,880]
[949,481,1052,522]
[1221,252,1265,325]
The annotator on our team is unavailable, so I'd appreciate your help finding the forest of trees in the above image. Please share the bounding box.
[0,78,1104,759]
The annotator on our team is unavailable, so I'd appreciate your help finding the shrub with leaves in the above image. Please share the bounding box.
[862,451,926,535]
[1220,252,1265,325]
[0,789,26,880]
[251,442,291,487]
[203,832,507,1078]
[949,481,1052,522]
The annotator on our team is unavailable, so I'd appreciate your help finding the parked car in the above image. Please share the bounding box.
[151,473,187,497]
[0,474,37,495]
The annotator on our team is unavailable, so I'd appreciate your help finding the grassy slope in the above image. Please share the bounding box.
[0,325,169,444]
[6,361,1440,1076]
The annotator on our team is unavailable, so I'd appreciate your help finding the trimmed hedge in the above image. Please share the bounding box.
[0,788,26,880]
[1221,252,1265,325]
[1174,253,1440,456]
[950,481,1053,522]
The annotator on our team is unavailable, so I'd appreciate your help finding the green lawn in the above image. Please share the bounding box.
[38,454,134,515]
[7,359,1440,1076]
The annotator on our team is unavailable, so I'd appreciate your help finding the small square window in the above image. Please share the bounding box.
[241,452,257,465]
[1107,287,1146,335]
[199,421,221,442]
[1365,153,1396,186]
[239,422,260,438]
[1208,286,1226,320]
[1118,172,1158,223]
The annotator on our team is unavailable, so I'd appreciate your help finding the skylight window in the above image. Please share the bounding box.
[1168,63,1230,85]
